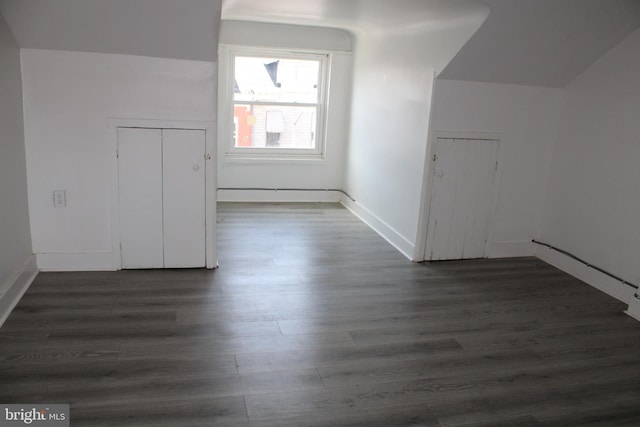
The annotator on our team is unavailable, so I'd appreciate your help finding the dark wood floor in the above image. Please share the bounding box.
[1,203,640,426]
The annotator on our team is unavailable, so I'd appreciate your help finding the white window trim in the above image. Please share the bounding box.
[219,45,330,161]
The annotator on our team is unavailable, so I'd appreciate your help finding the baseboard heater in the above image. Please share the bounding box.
[532,239,638,291]
[217,187,356,202]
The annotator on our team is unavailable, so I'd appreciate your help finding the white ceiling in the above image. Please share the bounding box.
[222,0,490,75]
[222,0,640,87]
[1,0,639,87]
[0,0,222,61]
[222,0,486,38]
[439,0,640,87]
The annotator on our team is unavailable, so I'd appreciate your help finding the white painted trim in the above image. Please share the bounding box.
[218,45,330,160]
[535,245,634,304]
[413,72,437,262]
[108,118,217,270]
[488,240,535,258]
[624,296,640,322]
[431,130,505,141]
[222,155,328,165]
[341,198,414,261]
[0,255,38,327]
[218,189,342,203]
[485,136,506,260]
[418,130,505,262]
[36,252,116,272]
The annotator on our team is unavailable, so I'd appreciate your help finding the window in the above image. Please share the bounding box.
[223,48,328,159]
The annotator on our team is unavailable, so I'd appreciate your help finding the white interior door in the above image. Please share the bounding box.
[162,129,206,268]
[117,127,206,269]
[425,138,499,261]
[118,128,164,269]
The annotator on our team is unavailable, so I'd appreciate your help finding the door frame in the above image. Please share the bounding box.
[108,118,217,269]
[414,130,504,262]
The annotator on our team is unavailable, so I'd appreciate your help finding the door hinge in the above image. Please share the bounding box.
[432,154,438,162]
[495,161,498,171]
[204,153,212,160]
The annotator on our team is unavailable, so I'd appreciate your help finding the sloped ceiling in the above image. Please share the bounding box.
[222,0,490,75]
[439,0,640,87]
[0,0,222,61]
[1,0,639,87]
[222,0,640,88]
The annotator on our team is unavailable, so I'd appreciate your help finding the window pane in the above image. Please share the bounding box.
[234,56,319,103]
[234,104,317,149]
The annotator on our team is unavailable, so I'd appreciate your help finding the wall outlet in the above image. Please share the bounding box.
[53,190,66,207]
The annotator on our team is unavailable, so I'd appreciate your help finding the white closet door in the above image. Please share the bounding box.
[426,138,499,261]
[162,129,206,268]
[118,128,164,269]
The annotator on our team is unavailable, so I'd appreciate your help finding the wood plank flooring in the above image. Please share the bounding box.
[1,202,640,426]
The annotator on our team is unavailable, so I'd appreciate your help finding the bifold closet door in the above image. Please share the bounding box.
[118,128,164,269]
[162,129,206,268]
[118,128,206,269]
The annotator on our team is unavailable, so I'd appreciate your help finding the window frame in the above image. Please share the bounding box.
[220,45,330,160]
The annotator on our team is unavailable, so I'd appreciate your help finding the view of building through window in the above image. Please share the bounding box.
[232,55,323,151]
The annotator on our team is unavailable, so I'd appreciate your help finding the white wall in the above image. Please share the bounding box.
[21,49,216,270]
[343,5,488,259]
[540,28,640,302]
[430,79,564,258]
[217,21,353,202]
[344,34,436,257]
[0,12,36,324]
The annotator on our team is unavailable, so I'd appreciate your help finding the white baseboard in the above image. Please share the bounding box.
[625,295,640,321]
[36,252,116,272]
[341,198,415,261]
[535,245,634,304]
[0,255,38,327]
[218,189,342,203]
[488,240,535,258]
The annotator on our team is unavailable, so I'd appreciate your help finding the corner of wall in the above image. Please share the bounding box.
[625,294,640,322]
[535,245,634,304]
[0,255,38,327]
[340,197,415,261]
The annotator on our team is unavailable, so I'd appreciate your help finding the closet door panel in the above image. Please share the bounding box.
[162,129,206,268]
[118,128,164,269]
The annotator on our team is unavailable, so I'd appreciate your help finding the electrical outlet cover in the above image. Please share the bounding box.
[53,190,66,207]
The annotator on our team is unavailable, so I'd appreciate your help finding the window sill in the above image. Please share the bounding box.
[223,152,327,164]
